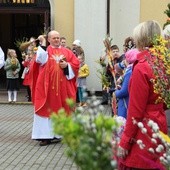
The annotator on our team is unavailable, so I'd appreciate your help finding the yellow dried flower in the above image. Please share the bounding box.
[159,131,170,144]
[148,35,170,108]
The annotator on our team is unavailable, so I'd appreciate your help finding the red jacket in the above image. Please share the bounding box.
[22,59,32,86]
[119,50,167,169]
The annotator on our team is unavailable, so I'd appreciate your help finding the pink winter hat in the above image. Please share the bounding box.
[125,49,139,64]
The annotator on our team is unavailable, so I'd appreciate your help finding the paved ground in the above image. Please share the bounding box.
[0,89,170,170]
[0,89,78,170]
[0,89,31,104]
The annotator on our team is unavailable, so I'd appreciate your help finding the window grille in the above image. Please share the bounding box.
[0,0,49,7]
[0,0,35,3]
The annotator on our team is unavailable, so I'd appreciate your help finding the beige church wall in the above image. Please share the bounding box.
[110,0,140,53]
[74,0,107,91]
[49,0,74,47]
[49,0,107,91]
[110,0,170,53]
[48,0,170,92]
[140,0,169,28]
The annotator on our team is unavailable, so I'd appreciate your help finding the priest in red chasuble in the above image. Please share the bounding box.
[31,30,80,146]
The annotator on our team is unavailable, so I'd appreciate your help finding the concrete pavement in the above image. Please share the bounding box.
[0,89,170,170]
[0,89,78,170]
[0,89,31,104]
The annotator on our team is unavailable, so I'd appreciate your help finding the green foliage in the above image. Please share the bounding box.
[96,60,111,88]
[96,68,111,88]
[148,35,170,108]
[51,97,118,170]
[164,3,170,17]
[163,3,170,29]
[14,37,28,49]
[11,64,18,71]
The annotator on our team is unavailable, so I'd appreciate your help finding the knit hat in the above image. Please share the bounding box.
[72,39,81,47]
[125,49,139,64]
[114,62,124,74]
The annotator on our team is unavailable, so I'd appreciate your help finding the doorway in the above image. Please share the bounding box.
[0,1,50,89]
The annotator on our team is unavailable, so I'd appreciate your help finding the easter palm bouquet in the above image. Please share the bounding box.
[147,35,170,108]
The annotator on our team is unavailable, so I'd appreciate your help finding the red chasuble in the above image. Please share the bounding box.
[31,46,80,117]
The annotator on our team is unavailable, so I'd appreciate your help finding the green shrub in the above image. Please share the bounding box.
[51,96,118,170]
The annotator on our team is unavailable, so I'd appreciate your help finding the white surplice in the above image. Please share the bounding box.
[0,47,5,69]
[32,46,75,139]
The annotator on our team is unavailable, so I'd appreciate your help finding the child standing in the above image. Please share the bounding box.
[21,51,34,101]
[77,54,89,107]
[4,49,21,103]
[21,37,37,101]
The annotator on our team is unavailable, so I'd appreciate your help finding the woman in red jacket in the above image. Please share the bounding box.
[118,20,168,170]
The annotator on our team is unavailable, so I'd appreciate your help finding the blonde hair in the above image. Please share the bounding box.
[7,49,16,58]
[133,20,162,50]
